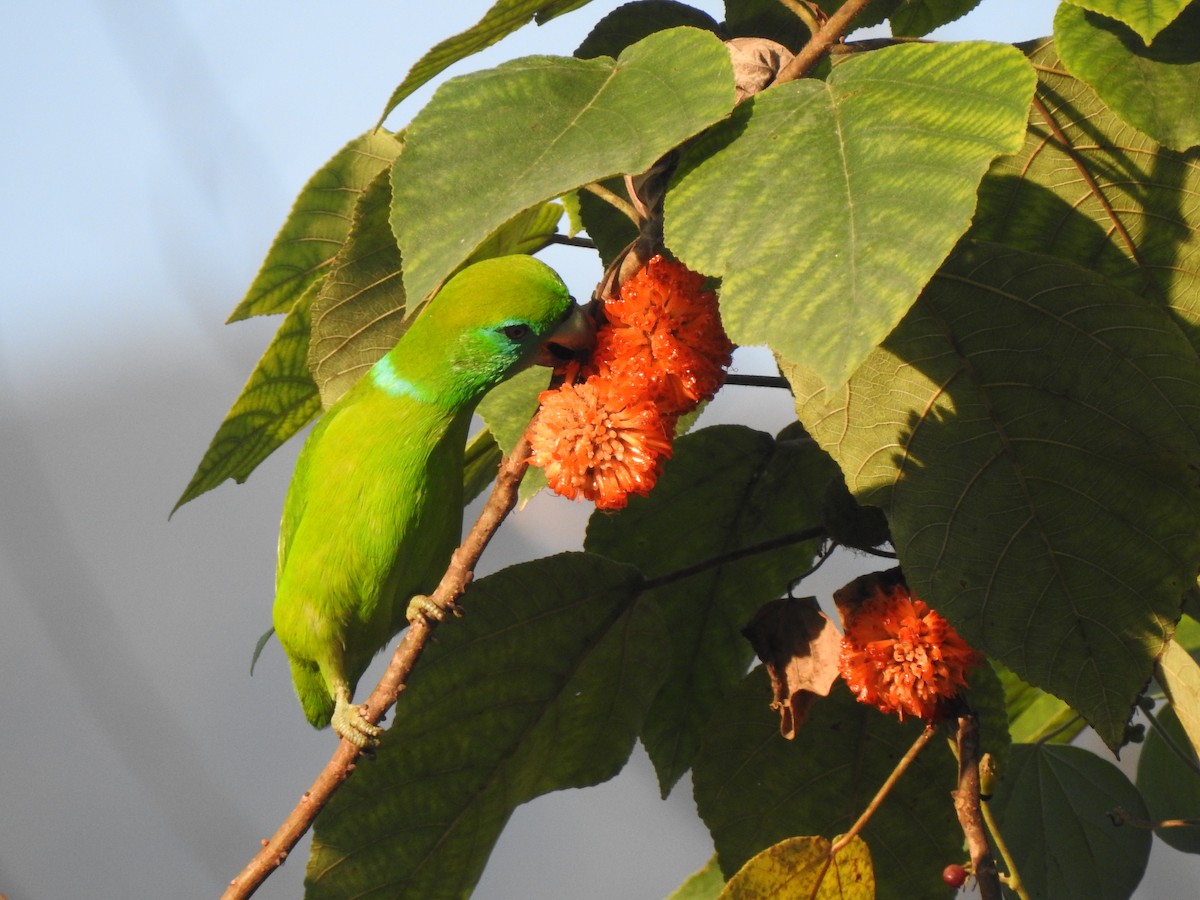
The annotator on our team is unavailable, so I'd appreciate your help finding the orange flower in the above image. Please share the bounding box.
[838,583,980,721]
[528,377,673,510]
[594,255,734,416]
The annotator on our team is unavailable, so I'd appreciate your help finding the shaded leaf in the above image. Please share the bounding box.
[1056,2,1200,152]
[666,856,726,900]
[175,287,321,511]
[462,428,503,504]
[786,242,1200,748]
[694,669,960,900]
[889,0,984,36]
[476,366,555,504]
[990,743,1152,900]
[392,27,735,306]
[972,38,1200,355]
[721,835,873,900]
[227,130,401,322]
[724,0,812,51]
[666,41,1035,388]
[586,425,833,793]
[1136,703,1200,853]
[1065,0,1192,43]
[375,0,587,125]
[308,553,664,899]
[575,0,720,59]
[577,177,640,267]
[1158,638,1200,760]
[962,657,1013,778]
[308,166,405,408]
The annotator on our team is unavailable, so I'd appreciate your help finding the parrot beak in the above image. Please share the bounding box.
[535,303,595,367]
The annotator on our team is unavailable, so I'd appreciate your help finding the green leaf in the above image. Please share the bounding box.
[175,287,321,511]
[889,0,984,37]
[307,553,664,899]
[575,0,720,59]
[307,166,406,409]
[784,242,1200,748]
[963,658,1013,777]
[1056,2,1200,152]
[227,130,401,322]
[721,835,874,900]
[1137,703,1200,853]
[993,661,1085,745]
[392,26,735,305]
[990,743,1152,899]
[476,366,554,504]
[666,41,1035,389]
[665,856,725,900]
[464,201,565,264]
[585,425,833,794]
[693,670,960,900]
[1064,0,1192,43]
[462,428,503,504]
[577,177,640,267]
[375,0,587,125]
[1158,638,1200,760]
[972,38,1200,355]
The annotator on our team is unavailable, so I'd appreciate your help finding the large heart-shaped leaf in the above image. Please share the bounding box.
[391,26,735,305]
[785,242,1200,747]
[972,38,1200,353]
[1056,2,1200,152]
[307,553,663,899]
[666,41,1034,388]
[991,743,1152,899]
[586,425,833,793]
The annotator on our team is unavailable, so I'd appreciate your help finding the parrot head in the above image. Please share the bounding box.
[392,255,593,406]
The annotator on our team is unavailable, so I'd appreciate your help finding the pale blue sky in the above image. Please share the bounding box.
[9,3,1195,899]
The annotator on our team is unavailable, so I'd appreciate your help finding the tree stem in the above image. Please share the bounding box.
[953,713,1003,900]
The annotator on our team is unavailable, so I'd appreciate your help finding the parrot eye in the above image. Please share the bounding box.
[499,323,531,341]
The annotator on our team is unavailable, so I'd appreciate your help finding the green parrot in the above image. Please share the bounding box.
[273,254,591,746]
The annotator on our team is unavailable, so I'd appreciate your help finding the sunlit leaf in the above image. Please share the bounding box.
[1056,2,1200,152]
[376,0,590,125]
[1064,0,1192,43]
[666,856,726,900]
[990,743,1152,899]
[973,38,1200,354]
[308,553,663,899]
[694,670,960,900]
[721,835,873,900]
[786,242,1200,748]
[993,661,1085,745]
[392,26,735,305]
[175,286,321,511]
[1158,638,1200,760]
[227,130,401,322]
[587,426,833,793]
[667,41,1034,388]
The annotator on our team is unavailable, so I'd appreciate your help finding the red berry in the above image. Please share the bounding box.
[942,864,968,888]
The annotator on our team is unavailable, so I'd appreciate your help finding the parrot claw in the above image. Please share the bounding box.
[331,691,383,749]
[406,594,457,624]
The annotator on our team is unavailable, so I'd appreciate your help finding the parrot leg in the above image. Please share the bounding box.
[330,683,383,748]
[406,593,454,624]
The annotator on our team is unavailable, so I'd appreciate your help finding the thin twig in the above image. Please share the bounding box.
[1109,806,1200,830]
[829,723,936,854]
[724,373,791,389]
[544,233,596,250]
[220,441,534,900]
[953,713,1002,900]
[982,797,1030,900]
[581,182,639,224]
[776,0,875,84]
[773,0,822,35]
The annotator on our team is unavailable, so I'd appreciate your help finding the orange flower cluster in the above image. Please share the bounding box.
[838,583,980,721]
[529,255,734,509]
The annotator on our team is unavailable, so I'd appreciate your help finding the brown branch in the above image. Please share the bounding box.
[220,440,534,900]
[953,713,1002,900]
[776,0,875,84]
[830,723,936,854]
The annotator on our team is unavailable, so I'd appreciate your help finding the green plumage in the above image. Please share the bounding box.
[272,255,587,744]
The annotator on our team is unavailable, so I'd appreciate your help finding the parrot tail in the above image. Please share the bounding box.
[289,658,335,728]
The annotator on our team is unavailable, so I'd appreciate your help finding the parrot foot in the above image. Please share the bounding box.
[406,593,457,624]
[331,688,383,749]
